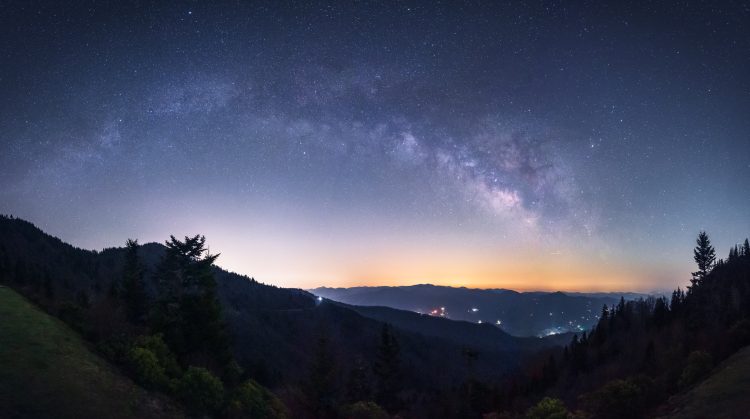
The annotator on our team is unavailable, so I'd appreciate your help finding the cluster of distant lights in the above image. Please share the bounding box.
[466,307,504,326]
[421,306,505,326]
[427,307,448,317]
[415,303,600,337]
[417,303,599,337]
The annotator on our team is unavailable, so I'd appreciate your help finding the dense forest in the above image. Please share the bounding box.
[486,232,750,418]
[1,214,749,418]
[0,215,523,418]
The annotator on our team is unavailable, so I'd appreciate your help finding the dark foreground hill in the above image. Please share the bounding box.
[658,344,750,419]
[0,286,183,419]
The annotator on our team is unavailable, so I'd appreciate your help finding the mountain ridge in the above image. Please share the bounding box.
[310,284,657,337]
[0,215,539,391]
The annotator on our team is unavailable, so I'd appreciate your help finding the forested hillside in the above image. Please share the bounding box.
[0,215,538,417]
[487,233,750,418]
[4,214,746,418]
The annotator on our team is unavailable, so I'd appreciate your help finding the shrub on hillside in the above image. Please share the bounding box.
[127,347,168,389]
[525,397,570,419]
[226,379,287,419]
[177,366,224,414]
[133,334,181,377]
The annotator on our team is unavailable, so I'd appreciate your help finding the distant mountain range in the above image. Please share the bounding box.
[311,285,659,337]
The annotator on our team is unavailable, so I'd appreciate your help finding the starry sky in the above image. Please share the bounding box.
[1,1,749,291]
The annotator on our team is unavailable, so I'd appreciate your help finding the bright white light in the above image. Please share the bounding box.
[471,308,479,312]
[317,296,323,302]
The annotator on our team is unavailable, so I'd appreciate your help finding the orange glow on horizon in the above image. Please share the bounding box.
[165,218,689,294]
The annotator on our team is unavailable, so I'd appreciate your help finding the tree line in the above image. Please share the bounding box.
[485,232,750,418]
[0,216,407,418]
[3,214,749,418]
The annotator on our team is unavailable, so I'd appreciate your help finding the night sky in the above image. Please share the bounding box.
[1,1,748,291]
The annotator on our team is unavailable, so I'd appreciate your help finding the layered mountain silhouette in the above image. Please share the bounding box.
[3,215,750,418]
[311,285,656,337]
[0,216,554,392]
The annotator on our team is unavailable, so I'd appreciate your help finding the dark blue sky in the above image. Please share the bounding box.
[1,1,748,290]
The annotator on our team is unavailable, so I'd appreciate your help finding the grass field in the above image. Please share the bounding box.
[0,286,182,419]
[660,345,750,419]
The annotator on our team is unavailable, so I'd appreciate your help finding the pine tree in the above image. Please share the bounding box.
[743,239,750,257]
[653,297,668,328]
[616,297,626,316]
[152,235,230,371]
[121,239,148,324]
[728,245,739,262]
[594,306,608,344]
[600,304,609,321]
[691,231,716,290]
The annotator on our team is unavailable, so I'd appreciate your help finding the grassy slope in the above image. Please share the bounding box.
[0,286,183,419]
[660,345,750,419]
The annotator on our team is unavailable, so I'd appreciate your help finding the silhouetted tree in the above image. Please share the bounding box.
[121,239,148,324]
[652,297,668,328]
[670,288,685,313]
[691,231,715,290]
[152,235,231,371]
[728,245,740,262]
[592,305,609,345]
